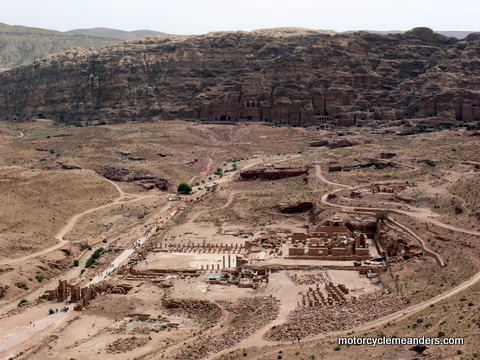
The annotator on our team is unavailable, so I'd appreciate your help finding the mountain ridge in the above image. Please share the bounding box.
[0,27,479,127]
[0,22,121,70]
[1,22,477,70]
[66,27,169,40]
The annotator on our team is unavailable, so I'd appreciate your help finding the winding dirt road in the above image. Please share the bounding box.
[316,164,480,236]
[3,153,477,360]
[0,174,158,267]
[206,162,480,359]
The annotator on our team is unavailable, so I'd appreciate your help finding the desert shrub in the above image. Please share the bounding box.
[16,282,28,290]
[177,183,192,194]
[376,211,389,223]
[85,258,95,268]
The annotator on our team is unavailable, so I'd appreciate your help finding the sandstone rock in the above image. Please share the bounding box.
[379,152,397,159]
[239,166,307,180]
[328,139,357,149]
[273,202,314,213]
[409,345,428,353]
[106,337,149,354]
[99,166,134,182]
[309,140,329,147]
[134,177,171,191]
[417,159,439,166]
[1,28,479,126]
[263,290,402,341]
[329,159,396,172]
[58,162,82,170]
[98,166,171,191]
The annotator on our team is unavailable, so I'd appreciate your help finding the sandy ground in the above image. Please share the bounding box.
[0,303,75,359]
[143,252,239,270]
[0,122,479,359]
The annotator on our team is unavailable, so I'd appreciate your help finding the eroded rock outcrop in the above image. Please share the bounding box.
[98,166,171,191]
[239,166,307,180]
[328,159,397,172]
[273,202,314,213]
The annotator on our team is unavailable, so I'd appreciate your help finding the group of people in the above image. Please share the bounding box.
[92,202,182,281]
[96,255,149,280]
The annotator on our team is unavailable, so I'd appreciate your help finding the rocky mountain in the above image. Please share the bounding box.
[0,22,120,70]
[0,27,479,126]
[66,28,168,41]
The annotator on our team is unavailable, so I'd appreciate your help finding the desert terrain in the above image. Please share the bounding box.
[0,117,478,360]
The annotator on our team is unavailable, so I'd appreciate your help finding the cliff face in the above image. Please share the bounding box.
[1,27,479,126]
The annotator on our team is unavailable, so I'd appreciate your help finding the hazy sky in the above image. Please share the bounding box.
[2,0,479,34]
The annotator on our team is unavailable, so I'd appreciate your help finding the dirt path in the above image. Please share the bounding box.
[314,164,353,189]
[315,164,453,266]
[183,190,240,231]
[203,157,214,176]
[0,303,75,360]
[0,174,158,267]
[206,161,480,359]
[159,302,232,360]
[205,272,300,360]
[386,218,445,266]
[316,164,480,236]
[244,267,480,360]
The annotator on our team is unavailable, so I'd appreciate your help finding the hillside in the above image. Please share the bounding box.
[0,22,120,70]
[0,27,479,126]
[66,27,168,40]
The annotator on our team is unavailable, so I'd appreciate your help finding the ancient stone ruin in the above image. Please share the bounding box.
[204,268,269,289]
[41,280,133,310]
[289,219,370,260]
[153,241,246,255]
[301,282,352,307]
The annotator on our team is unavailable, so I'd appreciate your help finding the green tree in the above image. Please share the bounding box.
[376,211,389,223]
[177,183,192,194]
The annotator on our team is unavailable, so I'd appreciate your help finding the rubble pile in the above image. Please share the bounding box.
[106,336,149,354]
[224,296,280,333]
[162,299,222,324]
[301,282,350,307]
[177,296,279,360]
[264,291,403,341]
[0,299,45,320]
[289,272,326,285]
